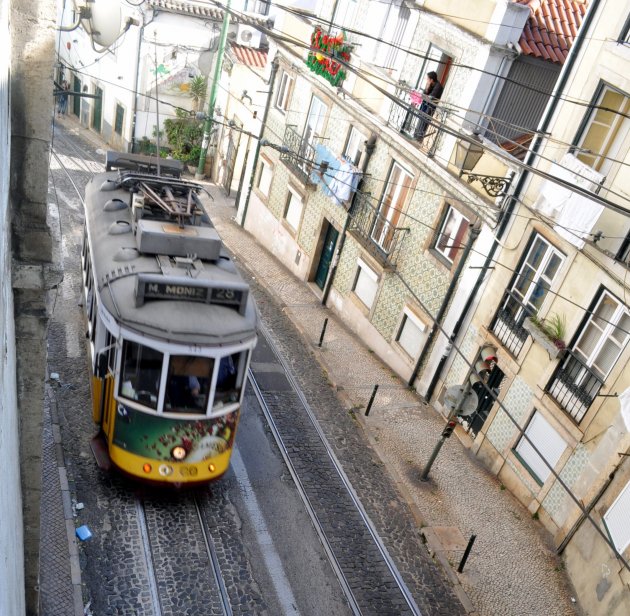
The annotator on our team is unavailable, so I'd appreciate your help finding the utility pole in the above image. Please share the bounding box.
[238,55,279,227]
[196,0,231,179]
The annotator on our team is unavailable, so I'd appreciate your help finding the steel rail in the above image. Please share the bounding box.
[247,368,363,616]
[194,497,233,616]
[135,498,164,616]
[251,322,423,616]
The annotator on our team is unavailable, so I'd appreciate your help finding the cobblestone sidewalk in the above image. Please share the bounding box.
[206,194,580,616]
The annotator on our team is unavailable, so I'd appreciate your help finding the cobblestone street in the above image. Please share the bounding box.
[206,195,581,616]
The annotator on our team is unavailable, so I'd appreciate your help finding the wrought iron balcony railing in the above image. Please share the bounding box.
[280,125,317,185]
[388,84,449,157]
[349,191,409,267]
[490,291,535,356]
[547,351,604,423]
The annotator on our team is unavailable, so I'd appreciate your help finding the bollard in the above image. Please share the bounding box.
[457,534,476,573]
[364,384,379,416]
[318,318,329,348]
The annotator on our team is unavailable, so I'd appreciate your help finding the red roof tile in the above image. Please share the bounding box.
[230,43,268,69]
[514,0,588,65]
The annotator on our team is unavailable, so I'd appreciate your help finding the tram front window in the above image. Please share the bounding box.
[166,355,213,414]
[119,340,163,410]
[213,352,244,409]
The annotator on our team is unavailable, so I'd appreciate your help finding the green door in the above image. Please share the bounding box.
[92,86,103,132]
[315,223,339,290]
[73,76,81,116]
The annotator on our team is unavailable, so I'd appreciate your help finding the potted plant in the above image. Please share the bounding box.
[523,312,567,359]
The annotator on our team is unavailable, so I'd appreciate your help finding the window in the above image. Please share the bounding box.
[416,44,453,90]
[574,84,630,172]
[618,14,630,44]
[381,4,410,70]
[603,479,630,554]
[244,0,269,15]
[119,340,164,410]
[371,161,413,252]
[284,188,303,231]
[257,158,273,197]
[214,351,246,410]
[165,355,213,414]
[396,309,426,358]
[275,71,294,112]
[514,411,567,485]
[548,289,630,422]
[433,206,470,264]
[344,126,368,167]
[303,95,327,146]
[114,103,124,136]
[492,234,564,355]
[352,258,379,308]
[572,291,630,381]
[333,0,357,30]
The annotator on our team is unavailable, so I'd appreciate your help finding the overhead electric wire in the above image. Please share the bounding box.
[261,0,630,121]
[224,6,630,217]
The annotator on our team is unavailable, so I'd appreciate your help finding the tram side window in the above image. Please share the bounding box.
[119,340,163,410]
[165,355,213,414]
[214,352,245,409]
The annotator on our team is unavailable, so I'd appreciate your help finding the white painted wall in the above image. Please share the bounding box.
[0,0,25,613]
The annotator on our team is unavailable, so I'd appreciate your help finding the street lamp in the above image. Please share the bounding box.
[454,133,510,198]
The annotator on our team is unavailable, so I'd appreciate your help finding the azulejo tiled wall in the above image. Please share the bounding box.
[444,325,478,390]
[486,377,533,453]
[542,444,589,527]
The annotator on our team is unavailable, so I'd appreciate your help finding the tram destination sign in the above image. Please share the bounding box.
[135,274,248,315]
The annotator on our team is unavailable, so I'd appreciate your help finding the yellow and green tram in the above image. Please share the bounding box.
[81,152,258,485]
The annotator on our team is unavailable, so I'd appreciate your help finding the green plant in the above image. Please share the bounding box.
[163,108,204,166]
[189,76,208,111]
[529,311,567,350]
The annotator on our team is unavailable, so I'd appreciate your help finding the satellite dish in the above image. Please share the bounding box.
[78,0,122,48]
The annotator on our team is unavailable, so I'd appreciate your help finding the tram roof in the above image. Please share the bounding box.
[84,165,258,347]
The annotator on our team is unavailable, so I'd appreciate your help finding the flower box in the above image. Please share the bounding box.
[523,318,566,360]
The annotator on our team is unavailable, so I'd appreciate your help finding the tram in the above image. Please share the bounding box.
[81,152,258,485]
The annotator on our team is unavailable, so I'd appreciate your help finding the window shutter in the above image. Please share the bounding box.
[515,412,567,484]
[603,480,630,554]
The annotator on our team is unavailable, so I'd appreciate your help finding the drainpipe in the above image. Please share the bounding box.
[239,56,279,227]
[408,224,480,388]
[420,0,600,400]
[321,134,377,305]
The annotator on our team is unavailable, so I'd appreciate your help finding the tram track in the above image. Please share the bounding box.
[249,323,423,616]
[134,494,232,616]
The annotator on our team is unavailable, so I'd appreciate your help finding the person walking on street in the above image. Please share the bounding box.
[58,80,69,116]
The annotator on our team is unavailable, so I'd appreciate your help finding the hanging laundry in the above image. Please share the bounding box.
[410,90,423,106]
[328,159,361,204]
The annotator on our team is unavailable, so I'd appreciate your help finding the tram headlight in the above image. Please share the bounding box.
[142,463,152,474]
[171,445,187,461]
[208,463,216,472]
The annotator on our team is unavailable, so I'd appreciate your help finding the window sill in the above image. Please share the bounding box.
[523,318,566,360]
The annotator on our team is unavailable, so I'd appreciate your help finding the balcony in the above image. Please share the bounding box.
[280,125,317,186]
[547,352,604,423]
[388,84,449,157]
[491,297,532,357]
[349,191,409,267]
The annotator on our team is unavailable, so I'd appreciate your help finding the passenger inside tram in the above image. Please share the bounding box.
[165,355,213,413]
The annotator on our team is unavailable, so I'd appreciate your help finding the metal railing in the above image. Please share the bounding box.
[490,291,535,356]
[388,84,449,157]
[349,191,409,267]
[547,352,604,423]
[280,125,317,185]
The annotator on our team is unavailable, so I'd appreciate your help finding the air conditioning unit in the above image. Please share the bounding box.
[236,24,262,48]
